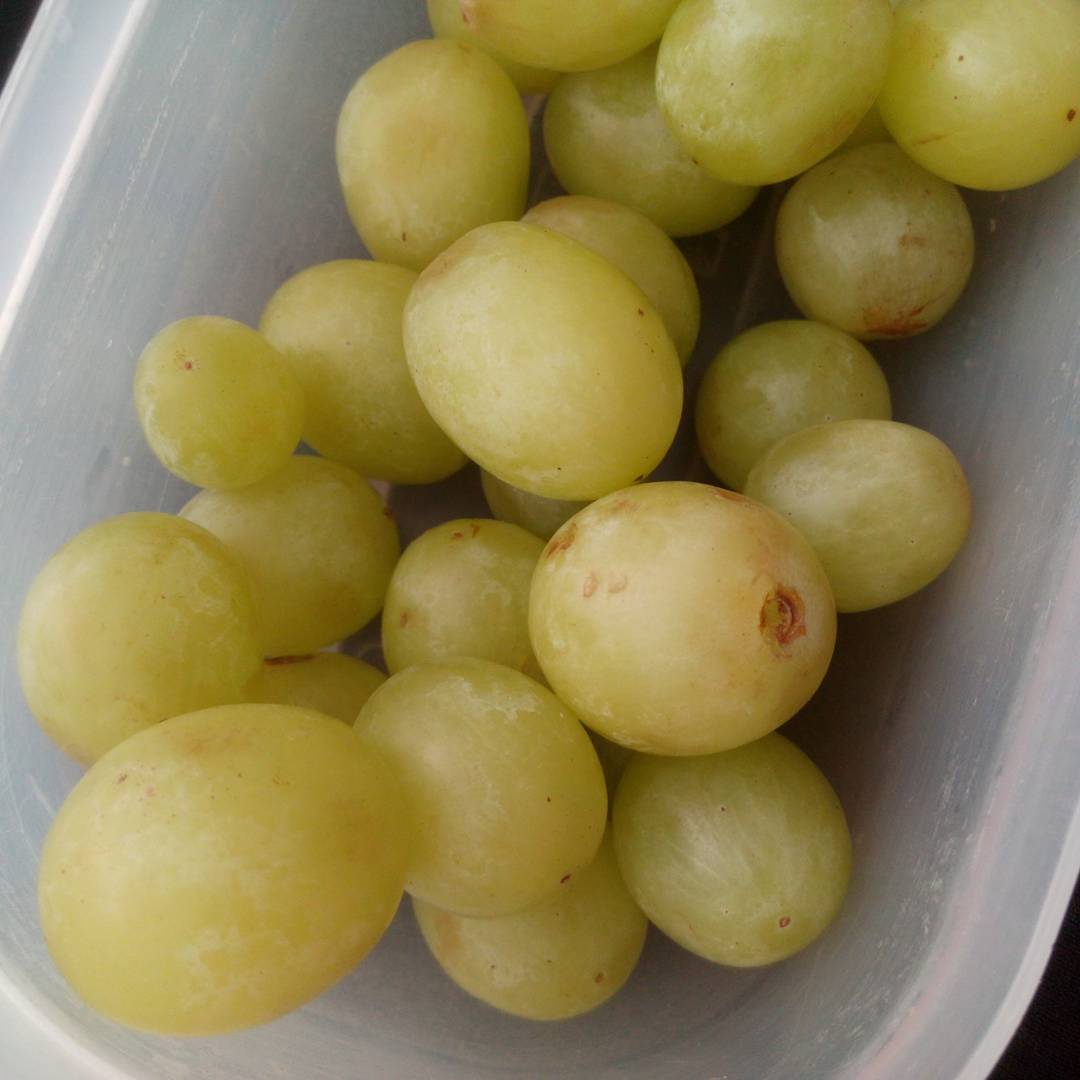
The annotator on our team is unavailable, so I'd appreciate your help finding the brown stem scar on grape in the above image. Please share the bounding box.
[759,586,807,656]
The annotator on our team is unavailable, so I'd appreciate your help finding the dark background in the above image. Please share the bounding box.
[0,2,1076,1077]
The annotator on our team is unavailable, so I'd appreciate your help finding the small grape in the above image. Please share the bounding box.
[247,653,386,726]
[776,143,975,340]
[480,470,588,542]
[133,317,303,490]
[744,419,971,612]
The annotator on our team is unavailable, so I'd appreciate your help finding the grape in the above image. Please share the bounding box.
[837,102,891,154]
[38,705,412,1035]
[523,195,701,365]
[879,0,1080,191]
[17,513,260,765]
[590,734,635,804]
[247,653,386,726]
[259,260,465,485]
[542,47,758,238]
[656,0,894,186]
[461,0,681,73]
[612,734,851,967]
[695,320,892,491]
[336,39,529,271]
[181,456,399,656]
[133,317,303,490]
[413,835,646,1020]
[775,143,975,340]
[381,518,544,675]
[529,482,836,756]
[426,0,557,95]
[480,470,588,542]
[355,658,606,917]
[403,222,683,501]
[744,420,971,613]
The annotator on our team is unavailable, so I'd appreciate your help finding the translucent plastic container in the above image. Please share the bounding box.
[1,2,1078,1078]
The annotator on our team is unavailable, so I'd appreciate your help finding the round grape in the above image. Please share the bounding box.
[247,653,386,726]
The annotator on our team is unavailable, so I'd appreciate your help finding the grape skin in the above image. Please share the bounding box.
[247,653,386,726]
[480,470,588,542]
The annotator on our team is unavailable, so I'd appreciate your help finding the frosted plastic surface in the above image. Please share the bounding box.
[1,2,1079,1078]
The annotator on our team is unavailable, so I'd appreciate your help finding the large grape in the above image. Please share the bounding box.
[336,39,529,271]
[523,195,700,365]
[355,658,607,917]
[480,470,588,542]
[38,705,412,1034]
[181,456,399,656]
[413,835,646,1021]
[529,482,836,756]
[744,420,972,613]
[461,0,681,73]
[403,222,682,501]
[656,0,894,185]
[776,143,974,340]
[247,653,386,726]
[17,513,260,765]
[613,735,851,967]
[879,0,1080,191]
[695,320,892,491]
[259,261,465,485]
[381,518,544,675]
[426,0,557,95]
[133,317,303,490]
[543,47,758,237]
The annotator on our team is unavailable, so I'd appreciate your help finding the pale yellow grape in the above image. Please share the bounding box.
[426,0,557,95]
[17,513,259,765]
[259,261,465,485]
[656,0,894,185]
[247,653,386,726]
[461,0,682,73]
[745,420,971,612]
[355,658,606,917]
[480,470,588,542]
[133,317,303,490]
[837,102,891,154]
[413,835,646,1020]
[336,39,529,271]
[181,456,399,656]
[381,519,544,674]
[776,143,974,340]
[695,321,892,491]
[38,705,412,1035]
[523,196,700,365]
[529,482,836,756]
[613,735,851,967]
[404,222,682,501]
[879,0,1080,191]
[543,47,757,237]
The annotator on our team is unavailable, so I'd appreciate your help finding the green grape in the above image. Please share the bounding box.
[259,260,465,485]
[426,0,558,95]
[590,733,636,804]
[381,518,544,675]
[543,47,758,238]
[529,482,836,756]
[523,195,700,365]
[776,143,975,340]
[403,222,683,502]
[355,658,607,917]
[656,0,894,185]
[744,420,972,613]
[17,513,260,765]
[613,734,851,967]
[181,456,399,656]
[336,39,529,272]
[879,0,1080,191]
[413,835,646,1021]
[480,470,588,542]
[133,317,303,490]
[836,102,891,154]
[38,705,412,1035]
[695,320,892,491]
[461,0,681,73]
[247,653,386,726]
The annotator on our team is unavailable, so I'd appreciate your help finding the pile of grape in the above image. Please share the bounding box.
[18,0,1080,1039]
